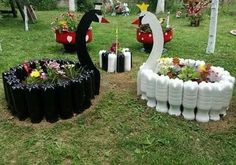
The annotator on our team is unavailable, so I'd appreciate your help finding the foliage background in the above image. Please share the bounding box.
[27,0,58,11]
[0,0,234,12]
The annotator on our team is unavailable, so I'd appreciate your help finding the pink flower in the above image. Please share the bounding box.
[40,72,47,80]
[47,61,60,70]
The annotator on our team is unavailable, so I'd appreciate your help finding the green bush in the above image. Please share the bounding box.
[0,0,8,6]
[147,0,184,13]
[28,0,58,11]
[77,0,95,12]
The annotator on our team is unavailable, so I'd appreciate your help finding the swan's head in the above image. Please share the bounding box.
[92,3,109,23]
[140,12,156,25]
[132,3,151,26]
[89,10,109,23]
[132,11,156,26]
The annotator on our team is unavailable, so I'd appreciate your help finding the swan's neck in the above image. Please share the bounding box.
[76,12,95,69]
[143,18,164,71]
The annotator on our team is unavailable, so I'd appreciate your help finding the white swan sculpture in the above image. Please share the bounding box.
[134,3,164,106]
[134,3,235,122]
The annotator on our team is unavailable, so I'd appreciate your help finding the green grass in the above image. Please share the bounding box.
[0,8,236,164]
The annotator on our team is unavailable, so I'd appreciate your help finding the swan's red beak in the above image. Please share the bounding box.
[101,17,109,23]
[132,18,140,25]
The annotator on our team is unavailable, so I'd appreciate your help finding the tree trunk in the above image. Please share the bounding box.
[156,0,165,14]
[206,0,219,54]
[69,0,75,11]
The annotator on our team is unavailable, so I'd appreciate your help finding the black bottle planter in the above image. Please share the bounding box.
[42,84,58,123]
[87,70,95,99]
[15,65,27,81]
[117,53,125,73]
[25,85,44,123]
[57,80,73,119]
[83,74,93,109]
[102,52,109,71]
[71,78,85,114]
[2,59,97,123]
[2,72,12,108]
[6,76,20,115]
[11,84,29,121]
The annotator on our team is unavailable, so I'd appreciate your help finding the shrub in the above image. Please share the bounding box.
[147,0,184,13]
[77,0,95,12]
[28,0,58,11]
[0,0,57,10]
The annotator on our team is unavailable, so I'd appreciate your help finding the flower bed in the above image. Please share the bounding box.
[139,58,235,122]
[2,59,96,123]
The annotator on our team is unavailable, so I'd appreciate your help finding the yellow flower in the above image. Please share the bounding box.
[158,57,170,64]
[30,70,40,78]
[198,64,206,72]
[59,20,67,26]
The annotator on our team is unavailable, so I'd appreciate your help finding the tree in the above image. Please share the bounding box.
[69,0,75,11]
[155,0,165,13]
[206,0,219,54]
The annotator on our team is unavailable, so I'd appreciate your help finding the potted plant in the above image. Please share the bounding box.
[51,11,93,52]
[134,18,173,52]
[185,0,211,27]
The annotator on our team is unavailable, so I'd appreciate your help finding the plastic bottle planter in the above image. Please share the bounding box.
[2,60,97,123]
[139,59,235,123]
[99,48,132,73]
[55,28,93,52]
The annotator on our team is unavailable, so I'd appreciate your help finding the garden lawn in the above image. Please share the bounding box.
[0,9,235,164]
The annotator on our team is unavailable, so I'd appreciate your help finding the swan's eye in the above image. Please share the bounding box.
[95,14,102,23]
[138,13,145,17]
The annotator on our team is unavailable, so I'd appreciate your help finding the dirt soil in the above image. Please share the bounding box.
[0,71,135,128]
[0,72,235,133]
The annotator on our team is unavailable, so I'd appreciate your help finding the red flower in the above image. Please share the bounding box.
[172,57,180,66]
[23,62,31,75]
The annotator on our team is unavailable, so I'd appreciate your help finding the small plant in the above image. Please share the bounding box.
[24,60,84,85]
[157,57,219,83]
[51,11,79,32]
[62,64,84,79]
[178,65,200,81]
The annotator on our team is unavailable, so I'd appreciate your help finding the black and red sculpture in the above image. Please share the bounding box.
[2,3,109,123]
[76,3,109,94]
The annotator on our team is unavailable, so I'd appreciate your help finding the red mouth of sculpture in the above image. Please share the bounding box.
[101,17,109,23]
[132,18,140,25]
